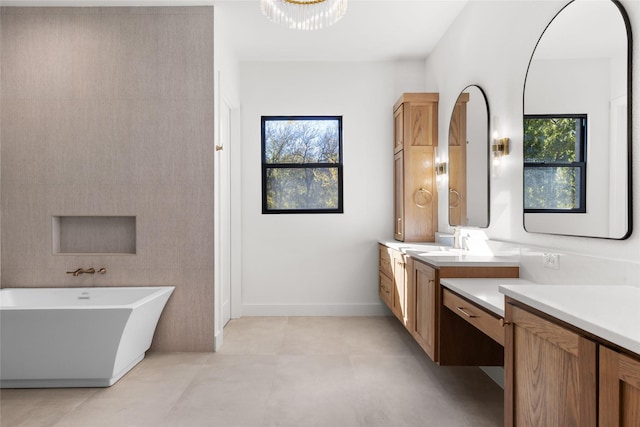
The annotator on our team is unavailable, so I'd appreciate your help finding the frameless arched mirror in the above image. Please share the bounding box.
[449,85,490,228]
[523,0,631,239]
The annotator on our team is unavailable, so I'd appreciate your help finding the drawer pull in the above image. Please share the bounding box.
[456,307,477,318]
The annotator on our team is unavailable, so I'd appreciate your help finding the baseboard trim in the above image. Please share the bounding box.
[240,303,389,317]
[213,330,223,352]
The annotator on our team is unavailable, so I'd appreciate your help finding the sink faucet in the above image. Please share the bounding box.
[453,228,461,249]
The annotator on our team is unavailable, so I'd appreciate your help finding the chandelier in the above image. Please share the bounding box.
[260,0,348,31]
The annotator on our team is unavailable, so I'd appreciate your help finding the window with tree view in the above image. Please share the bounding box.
[524,115,587,213]
[262,116,343,214]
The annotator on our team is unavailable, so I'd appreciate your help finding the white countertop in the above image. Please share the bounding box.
[440,278,533,317]
[379,240,521,268]
[500,284,640,357]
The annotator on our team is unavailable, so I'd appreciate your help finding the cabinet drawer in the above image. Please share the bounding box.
[443,289,504,346]
[379,272,393,308]
[379,245,393,278]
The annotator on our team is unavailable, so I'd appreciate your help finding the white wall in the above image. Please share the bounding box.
[213,4,241,344]
[425,0,640,272]
[239,61,425,315]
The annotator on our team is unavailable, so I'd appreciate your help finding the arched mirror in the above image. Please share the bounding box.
[523,0,631,239]
[448,85,490,228]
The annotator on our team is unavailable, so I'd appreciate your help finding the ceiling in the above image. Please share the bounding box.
[1,0,468,62]
[214,0,468,62]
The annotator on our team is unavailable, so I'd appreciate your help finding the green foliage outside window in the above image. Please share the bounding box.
[524,117,578,162]
[524,116,586,212]
[262,117,343,213]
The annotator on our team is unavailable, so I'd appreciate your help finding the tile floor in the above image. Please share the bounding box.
[0,316,503,426]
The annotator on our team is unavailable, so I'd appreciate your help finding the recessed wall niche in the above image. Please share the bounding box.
[52,216,136,255]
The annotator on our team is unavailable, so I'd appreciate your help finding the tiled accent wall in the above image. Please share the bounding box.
[0,7,215,351]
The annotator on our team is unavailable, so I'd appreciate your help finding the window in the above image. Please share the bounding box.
[261,116,343,214]
[524,115,587,213]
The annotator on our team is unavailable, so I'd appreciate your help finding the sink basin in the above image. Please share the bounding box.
[413,247,470,256]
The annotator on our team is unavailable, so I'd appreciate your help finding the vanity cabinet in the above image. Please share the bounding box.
[600,346,640,426]
[504,302,597,427]
[378,244,407,324]
[505,295,640,427]
[442,288,504,346]
[393,93,439,242]
[407,257,438,360]
[378,243,519,366]
[505,300,640,427]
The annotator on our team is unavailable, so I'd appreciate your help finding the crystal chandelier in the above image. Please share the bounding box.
[260,0,348,31]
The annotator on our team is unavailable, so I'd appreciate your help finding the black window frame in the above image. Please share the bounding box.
[261,115,344,214]
[523,114,587,214]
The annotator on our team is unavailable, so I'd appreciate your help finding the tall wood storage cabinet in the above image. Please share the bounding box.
[393,93,439,242]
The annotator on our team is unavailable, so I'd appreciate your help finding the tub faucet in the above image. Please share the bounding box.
[66,268,95,276]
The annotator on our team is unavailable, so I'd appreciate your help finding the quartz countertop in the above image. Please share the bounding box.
[379,240,521,268]
[440,278,533,317]
[500,284,640,357]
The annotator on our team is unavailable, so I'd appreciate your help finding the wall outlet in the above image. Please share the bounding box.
[543,253,560,270]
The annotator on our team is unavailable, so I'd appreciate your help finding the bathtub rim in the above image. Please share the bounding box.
[0,286,175,310]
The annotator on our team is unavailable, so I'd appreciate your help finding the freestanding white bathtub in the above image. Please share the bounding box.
[0,286,174,388]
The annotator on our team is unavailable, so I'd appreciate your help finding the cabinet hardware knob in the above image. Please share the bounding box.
[215,145,224,151]
[500,319,511,327]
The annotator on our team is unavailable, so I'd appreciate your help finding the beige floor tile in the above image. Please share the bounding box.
[0,317,504,427]
[52,397,174,427]
[158,406,263,427]
[262,354,362,427]
[0,388,98,427]
[218,317,288,355]
[280,316,413,356]
[196,354,279,383]
[121,352,210,384]
[173,381,271,425]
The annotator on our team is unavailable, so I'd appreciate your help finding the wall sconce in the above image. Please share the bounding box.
[491,136,510,177]
[435,159,447,187]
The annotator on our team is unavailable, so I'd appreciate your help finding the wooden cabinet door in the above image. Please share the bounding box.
[392,93,438,242]
[394,104,404,154]
[600,346,640,426]
[408,102,437,147]
[378,272,393,308]
[378,245,393,309]
[393,151,404,241]
[410,260,437,361]
[391,251,406,324]
[504,304,597,427]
